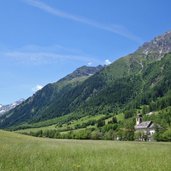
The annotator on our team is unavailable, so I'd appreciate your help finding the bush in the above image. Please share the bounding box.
[154,129,171,141]
[97,119,105,127]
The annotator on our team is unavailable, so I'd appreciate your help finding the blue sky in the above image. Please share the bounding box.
[0,0,171,104]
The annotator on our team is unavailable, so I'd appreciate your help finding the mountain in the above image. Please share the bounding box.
[1,30,171,129]
[0,65,103,127]
[0,99,25,117]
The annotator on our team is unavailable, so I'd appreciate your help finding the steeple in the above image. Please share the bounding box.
[136,114,143,125]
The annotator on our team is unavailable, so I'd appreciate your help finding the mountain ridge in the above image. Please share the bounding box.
[1,30,171,128]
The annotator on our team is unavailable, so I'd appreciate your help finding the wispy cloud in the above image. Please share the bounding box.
[4,51,102,65]
[24,0,142,43]
[19,44,84,54]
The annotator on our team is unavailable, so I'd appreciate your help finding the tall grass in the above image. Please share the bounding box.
[0,130,171,171]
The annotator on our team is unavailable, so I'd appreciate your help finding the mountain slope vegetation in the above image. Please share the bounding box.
[0,31,171,136]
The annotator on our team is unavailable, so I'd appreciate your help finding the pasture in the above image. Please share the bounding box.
[0,130,171,171]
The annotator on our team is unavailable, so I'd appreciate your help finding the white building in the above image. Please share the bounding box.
[134,114,156,141]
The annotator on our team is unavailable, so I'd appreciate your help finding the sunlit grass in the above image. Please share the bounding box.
[16,115,104,133]
[0,130,171,171]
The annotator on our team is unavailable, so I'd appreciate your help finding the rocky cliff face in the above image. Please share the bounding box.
[137,31,171,60]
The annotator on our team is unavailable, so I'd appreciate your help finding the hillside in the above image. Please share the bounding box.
[0,30,171,132]
[13,54,171,142]
[0,65,103,127]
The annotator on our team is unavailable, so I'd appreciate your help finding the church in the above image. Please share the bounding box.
[134,114,156,141]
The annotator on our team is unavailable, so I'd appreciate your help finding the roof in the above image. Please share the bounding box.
[135,121,153,129]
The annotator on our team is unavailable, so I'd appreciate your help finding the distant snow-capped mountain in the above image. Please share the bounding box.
[0,99,24,116]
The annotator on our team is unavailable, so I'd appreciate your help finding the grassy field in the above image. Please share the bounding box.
[0,130,171,171]
[15,115,105,134]
[13,113,124,136]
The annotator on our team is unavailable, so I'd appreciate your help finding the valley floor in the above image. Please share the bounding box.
[0,130,171,171]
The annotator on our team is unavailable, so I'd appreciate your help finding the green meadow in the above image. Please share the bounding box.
[15,114,106,134]
[0,130,171,171]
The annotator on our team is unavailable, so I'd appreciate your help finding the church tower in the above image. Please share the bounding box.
[136,114,143,125]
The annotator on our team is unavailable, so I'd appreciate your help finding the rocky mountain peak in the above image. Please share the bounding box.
[137,30,171,60]
[0,99,25,116]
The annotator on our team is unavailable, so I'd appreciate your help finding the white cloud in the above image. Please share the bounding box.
[32,84,43,92]
[105,59,112,65]
[24,0,142,43]
[87,62,92,66]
